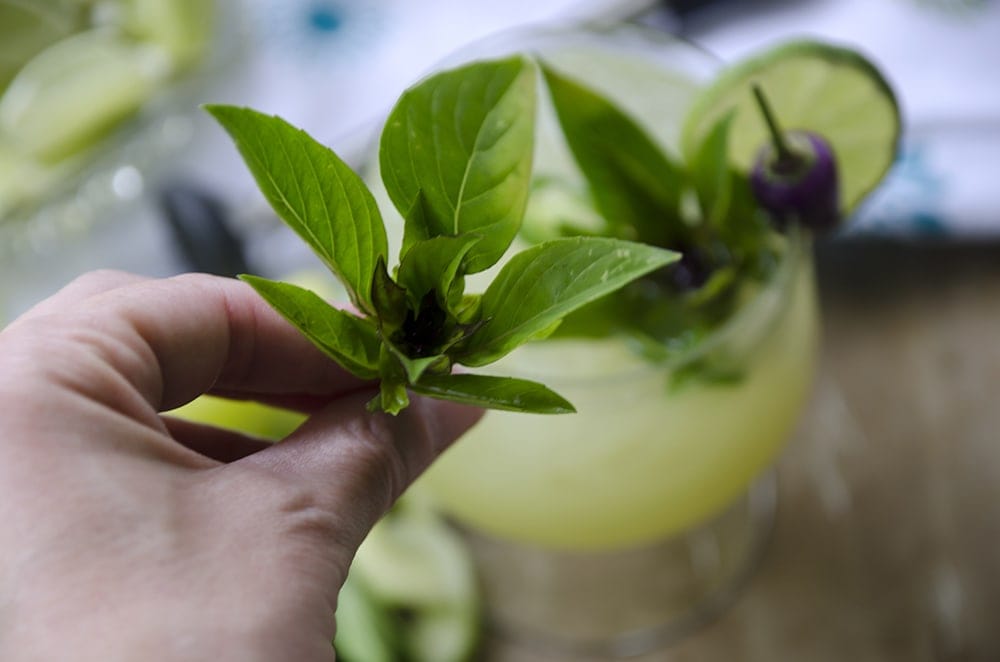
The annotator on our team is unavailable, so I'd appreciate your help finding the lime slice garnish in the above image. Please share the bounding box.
[681,40,901,214]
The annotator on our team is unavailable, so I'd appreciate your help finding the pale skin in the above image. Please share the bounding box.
[0,271,482,661]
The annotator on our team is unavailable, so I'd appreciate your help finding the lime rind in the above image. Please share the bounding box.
[681,39,902,215]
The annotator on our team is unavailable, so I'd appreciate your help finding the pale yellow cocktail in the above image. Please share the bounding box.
[410,25,820,552]
[419,235,817,550]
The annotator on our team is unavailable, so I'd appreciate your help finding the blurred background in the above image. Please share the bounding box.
[1,0,998,660]
[1,0,998,317]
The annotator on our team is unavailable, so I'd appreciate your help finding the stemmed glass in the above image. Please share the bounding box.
[400,23,821,657]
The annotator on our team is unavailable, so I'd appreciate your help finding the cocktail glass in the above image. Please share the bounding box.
[397,23,821,657]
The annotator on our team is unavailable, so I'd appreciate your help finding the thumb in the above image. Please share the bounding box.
[230,390,482,553]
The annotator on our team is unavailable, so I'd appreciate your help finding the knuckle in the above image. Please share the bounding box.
[340,414,409,510]
[353,417,409,497]
[228,463,342,536]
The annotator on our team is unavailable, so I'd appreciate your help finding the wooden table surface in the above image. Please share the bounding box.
[482,238,1000,661]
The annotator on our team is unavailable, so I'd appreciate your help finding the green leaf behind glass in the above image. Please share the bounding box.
[688,111,734,226]
[412,373,574,414]
[240,275,381,379]
[207,105,387,314]
[687,112,772,255]
[540,63,686,246]
[456,237,679,366]
[379,57,537,273]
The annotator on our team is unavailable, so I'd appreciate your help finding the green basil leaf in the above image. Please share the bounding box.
[399,189,433,260]
[372,345,410,415]
[412,373,575,414]
[669,357,744,393]
[396,234,481,313]
[457,237,680,366]
[540,63,685,246]
[207,105,387,314]
[685,264,737,307]
[370,256,407,328]
[240,275,380,379]
[453,294,482,325]
[379,56,537,273]
[719,171,770,252]
[384,339,448,384]
[688,111,735,226]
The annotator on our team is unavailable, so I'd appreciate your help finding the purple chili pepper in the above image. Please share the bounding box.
[748,85,840,232]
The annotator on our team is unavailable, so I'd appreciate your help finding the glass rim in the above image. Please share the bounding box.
[433,22,813,387]
[430,18,723,83]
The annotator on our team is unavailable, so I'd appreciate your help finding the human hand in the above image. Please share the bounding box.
[0,271,482,661]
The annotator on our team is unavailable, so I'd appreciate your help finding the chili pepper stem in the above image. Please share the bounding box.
[752,83,800,171]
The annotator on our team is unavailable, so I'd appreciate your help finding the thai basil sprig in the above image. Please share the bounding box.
[208,56,678,415]
[535,62,777,369]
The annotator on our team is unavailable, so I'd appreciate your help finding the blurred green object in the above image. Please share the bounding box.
[0,29,172,162]
[335,570,400,662]
[169,394,307,441]
[0,1,83,89]
[0,0,216,222]
[343,493,483,662]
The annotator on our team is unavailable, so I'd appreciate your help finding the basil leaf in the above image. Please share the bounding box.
[457,237,679,366]
[540,63,685,246]
[370,256,408,328]
[240,275,380,379]
[719,171,771,254]
[207,105,387,314]
[384,338,448,384]
[669,358,744,393]
[400,189,433,260]
[373,345,410,415]
[453,294,482,325]
[379,56,537,273]
[688,115,772,269]
[688,111,735,226]
[412,373,575,414]
[396,234,481,313]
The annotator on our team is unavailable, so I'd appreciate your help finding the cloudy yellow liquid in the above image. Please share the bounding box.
[413,28,820,551]
[419,238,818,550]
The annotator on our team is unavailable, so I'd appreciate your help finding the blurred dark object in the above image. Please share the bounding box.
[158,183,250,277]
[815,235,1000,304]
[661,0,807,14]
[661,0,723,16]
[651,0,817,32]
